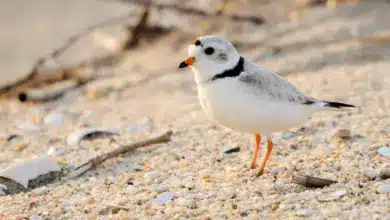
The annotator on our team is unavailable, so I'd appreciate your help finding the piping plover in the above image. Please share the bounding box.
[178,35,355,176]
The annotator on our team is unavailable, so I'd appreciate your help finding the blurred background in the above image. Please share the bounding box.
[1,0,389,97]
[1,1,390,219]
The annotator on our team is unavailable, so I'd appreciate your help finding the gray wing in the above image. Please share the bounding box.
[239,58,315,104]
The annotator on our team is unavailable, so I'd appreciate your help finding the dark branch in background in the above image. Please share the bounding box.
[0,8,169,101]
[108,0,266,25]
[0,12,135,95]
[122,5,150,50]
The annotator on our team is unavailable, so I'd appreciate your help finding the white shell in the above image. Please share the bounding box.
[152,192,175,205]
[0,157,61,188]
[43,112,65,125]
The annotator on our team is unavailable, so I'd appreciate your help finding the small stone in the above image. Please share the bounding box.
[14,144,27,151]
[60,201,72,208]
[84,198,95,204]
[377,184,390,194]
[318,189,347,201]
[145,171,160,179]
[281,132,294,140]
[378,147,390,157]
[224,147,240,154]
[150,186,169,193]
[47,147,65,156]
[17,122,39,131]
[152,192,174,205]
[334,129,350,139]
[270,167,286,175]
[296,209,319,216]
[32,186,49,195]
[177,198,193,206]
[363,169,380,179]
[43,113,65,125]
[271,204,279,211]
[222,187,236,199]
[29,215,43,220]
[126,123,152,134]
[201,174,212,183]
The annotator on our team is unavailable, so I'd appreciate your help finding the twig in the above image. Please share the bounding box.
[0,11,134,94]
[122,5,150,50]
[109,0,265,25]
[68,130,173,179]
[292,173,336,188]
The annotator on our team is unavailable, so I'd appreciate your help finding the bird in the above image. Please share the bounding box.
[178,35,355,176]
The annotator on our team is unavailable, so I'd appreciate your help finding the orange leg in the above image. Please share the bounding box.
[257,137,274,176]
[250,133,261,169]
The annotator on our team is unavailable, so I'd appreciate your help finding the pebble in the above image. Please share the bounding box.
[0,184,6,196]
[224,147,240,154]
[152,192,175,205]
[150,186,169,193]
[47,147,65,156]
[126,123,152,134]
[270,167,286,175]
[363,169,380,179]
[377,184,390,194]
[29,215,43,220]
[43,112,65,125]
[281,132,294,140]
[333,129,350,139]
[17,122,39,131]
[177,198,193,206]
[32,186,49,195]
[60,201,72,208]
[318,189,347,201]
[145,171,161,184]
[378,147,390,157]
[221,187,236,199]
[296,209,319,216]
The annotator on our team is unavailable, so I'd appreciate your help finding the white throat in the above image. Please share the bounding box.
[190,56,240,85]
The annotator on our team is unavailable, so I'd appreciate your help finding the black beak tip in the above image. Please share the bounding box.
[178,61,188,69]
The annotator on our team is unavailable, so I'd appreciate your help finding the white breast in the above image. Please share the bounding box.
[197,78,316,135]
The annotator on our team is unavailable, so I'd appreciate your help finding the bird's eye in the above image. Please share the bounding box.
[204,47,214,55]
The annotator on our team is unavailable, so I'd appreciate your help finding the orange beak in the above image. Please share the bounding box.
[178,57,195,68]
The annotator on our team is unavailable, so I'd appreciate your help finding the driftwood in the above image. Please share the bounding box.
[122,5,150,50]
[0,7,168,100]
[0,12,137,96]
[292,173,337,188]
[18,79,78,102]
[68,130,173,179]
[112,0,266,25]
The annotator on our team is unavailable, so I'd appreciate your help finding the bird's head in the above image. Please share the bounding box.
[178,35,240,83]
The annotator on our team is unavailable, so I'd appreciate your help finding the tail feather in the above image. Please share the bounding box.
[322,101,355,108]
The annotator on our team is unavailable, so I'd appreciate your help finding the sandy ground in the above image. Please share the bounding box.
[1,1,390,219]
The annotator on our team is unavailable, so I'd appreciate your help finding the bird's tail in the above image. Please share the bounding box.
[321,101,355,109]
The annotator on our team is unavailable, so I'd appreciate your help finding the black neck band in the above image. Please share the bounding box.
[210,57,244,82]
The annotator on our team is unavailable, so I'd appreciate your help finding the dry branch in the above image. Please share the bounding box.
[122,5,150,50]
[292,173,336,188]
[68,130,173,179]
[18,79,78,102]
[112,0,265,25]
[0,12,136,95]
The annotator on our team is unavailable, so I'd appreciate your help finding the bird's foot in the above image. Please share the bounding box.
[256,168,265,177]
